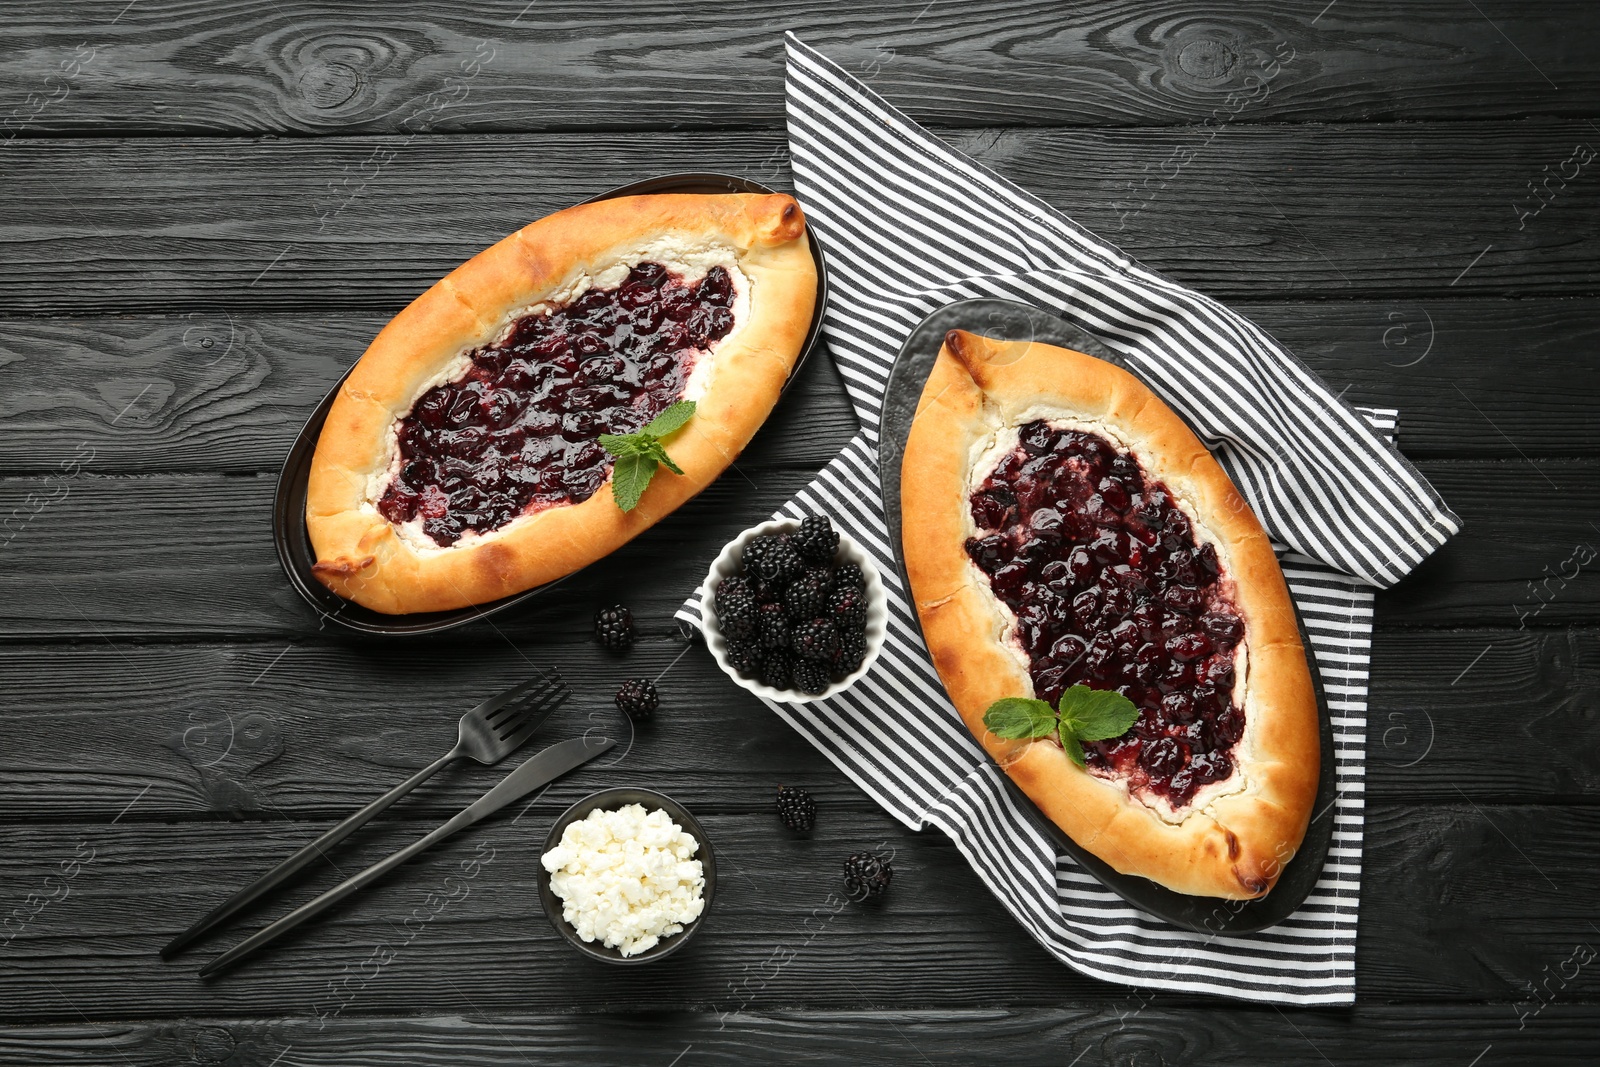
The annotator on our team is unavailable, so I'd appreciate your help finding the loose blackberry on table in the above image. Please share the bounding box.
[843,851,893,902]
[775,785,816,832]
[594,604,635,650]
[614,678,658,720]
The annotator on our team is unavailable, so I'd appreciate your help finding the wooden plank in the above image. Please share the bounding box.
[0,803,1594,1018]
[2,297,1595,475]
[1374,459,1600,628]
[0,627,1590,822]
[0,457,1589,638]
[3,122,1598,316]
[1,1,1595,135]
[1365,628,1600,803]
[1242,297,1600,460]
[0,1005,1595,1066]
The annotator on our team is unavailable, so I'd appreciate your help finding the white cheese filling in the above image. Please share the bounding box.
[963,413,1252,823]
[365,240,751,554]
[541,804,706,958]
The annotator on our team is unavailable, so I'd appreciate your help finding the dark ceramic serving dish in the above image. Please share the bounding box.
[271,172,831,635]
[877,298,1336,935]
[537,787,717,965]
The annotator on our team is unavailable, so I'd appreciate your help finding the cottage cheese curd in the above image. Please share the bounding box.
[541,803,705,957]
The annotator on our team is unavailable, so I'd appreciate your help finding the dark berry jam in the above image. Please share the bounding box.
[375,262,736,546]
[965,421,1246,807]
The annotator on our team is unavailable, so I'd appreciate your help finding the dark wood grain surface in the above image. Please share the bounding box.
[1,2,1596,1064]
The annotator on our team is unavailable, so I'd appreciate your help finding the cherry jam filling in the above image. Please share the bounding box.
[375,262,736,546]
[965,421,1247,807]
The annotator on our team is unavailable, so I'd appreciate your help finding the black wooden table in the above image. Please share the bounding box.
[2,3,1596,1063]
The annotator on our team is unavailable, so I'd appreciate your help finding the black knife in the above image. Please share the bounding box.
[198,733,616,977]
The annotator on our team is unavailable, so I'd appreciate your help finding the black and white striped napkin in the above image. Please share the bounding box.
[678,36,1459,1004]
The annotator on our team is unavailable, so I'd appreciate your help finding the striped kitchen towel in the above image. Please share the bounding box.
[678,35,1458,1004]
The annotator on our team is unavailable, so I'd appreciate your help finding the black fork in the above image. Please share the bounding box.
[160,669,570,958]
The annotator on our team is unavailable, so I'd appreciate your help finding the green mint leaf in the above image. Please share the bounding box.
[982,697,1059,740]
[1056,685,1139,743]
[1059,728,1087,768]
[610,451,657,512]
[643,400,696,439]
[599,433,649,458]
[644,438,685,476]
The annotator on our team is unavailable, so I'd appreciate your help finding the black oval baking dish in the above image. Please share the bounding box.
[271,171,831,636]
[876,298,1336,935]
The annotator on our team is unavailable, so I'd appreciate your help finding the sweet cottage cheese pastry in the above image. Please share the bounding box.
[900,330,1318,899]
[307,193,817,613]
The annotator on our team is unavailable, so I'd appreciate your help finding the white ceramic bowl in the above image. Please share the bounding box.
[698,518,888,703]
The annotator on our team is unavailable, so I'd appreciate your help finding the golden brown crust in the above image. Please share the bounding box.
[901,330,1319,899]
[306,193,816,614]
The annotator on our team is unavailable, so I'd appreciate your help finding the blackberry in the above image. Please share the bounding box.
[783,572,830,621]
[775,785,816,832]
[765,539,805,585]
[752,576,785,605]
[594,605,634,649]
[833,562,865,591]
[843,850,893,902]
[760,649,793,690]
[828,585,868,632]
[792,515,840,563]
[761,543,800,585]
[802,563,836,594]
[756,602,790,650]
[614,678,658,720]
[741,534,781,575]
[830,627,868,677]
[792,658,830,694]
[718,574,753,600]
[725,640,762,676]
[714,578,758,642]
[791,617,839,662]
[744,535,804,586]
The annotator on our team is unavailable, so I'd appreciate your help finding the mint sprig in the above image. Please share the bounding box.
[598,401,696,512]
[982,685,1139,768]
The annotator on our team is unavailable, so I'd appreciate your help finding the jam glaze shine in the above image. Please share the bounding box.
[965,419,1248,808]
[375,260,739,548]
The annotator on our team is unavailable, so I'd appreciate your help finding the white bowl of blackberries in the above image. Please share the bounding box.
[700,515,887,702]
